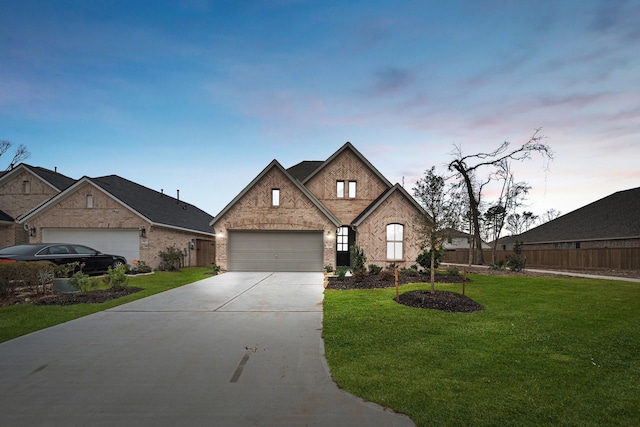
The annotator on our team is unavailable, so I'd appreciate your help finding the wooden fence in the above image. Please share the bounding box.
[444,248,640,271]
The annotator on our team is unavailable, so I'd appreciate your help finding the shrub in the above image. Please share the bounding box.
[353,268,367,282]
[211,263,221,275]
[69,271,101,292]
[103,266,129,290]
[401,266,419,276]
[490,261,506,270]
[446,265,460,276]
[350,244,367,273]
[368,264,382,275]
[335,267,348,281]
[0,261,54,298]
[506,241,526,272]
[158,245,184,271]
[416,247,444,270]
[324,264,334,273]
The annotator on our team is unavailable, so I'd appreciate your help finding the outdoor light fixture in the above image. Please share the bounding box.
[139,227,146,238]
[29,227,36,237]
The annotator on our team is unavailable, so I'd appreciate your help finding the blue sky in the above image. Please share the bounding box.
[2,0,639,221]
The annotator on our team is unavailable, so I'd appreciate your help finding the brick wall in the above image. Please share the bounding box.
[0,169,60,219]
[26,182,211,268]
[214,167,337,270]
[304,149,389,224]
[354,190,422,269]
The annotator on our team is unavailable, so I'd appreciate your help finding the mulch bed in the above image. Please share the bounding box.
[34,287,143,306]
[326,271,483,313]
[2,287,142,307]
[397,290,484,313]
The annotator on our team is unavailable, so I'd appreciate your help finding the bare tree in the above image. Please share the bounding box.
[448,129,552,265]
[485,159,531,263]
[413,166,457,293]
[538,208,562,225]
[1,140,30,170]
[506,211,539,235]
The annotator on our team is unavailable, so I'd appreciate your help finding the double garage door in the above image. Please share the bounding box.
[42,228,139,265]
[228,231,323,272]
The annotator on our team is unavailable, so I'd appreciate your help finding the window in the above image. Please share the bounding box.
[86,194,94,208]
[348,181,357,198]
[386,223,404,259]
[337,227,349,252]
[272,189,280,206]
[23,180,31,194]
[336,181,345,198]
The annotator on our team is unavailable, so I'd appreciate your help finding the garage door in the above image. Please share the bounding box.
[42,228,139,265]
[228,231,323,272]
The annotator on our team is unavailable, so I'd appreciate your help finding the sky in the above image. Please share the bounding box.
[1,0,639,223]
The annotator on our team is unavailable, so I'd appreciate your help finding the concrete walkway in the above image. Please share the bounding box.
[0,272,414,426]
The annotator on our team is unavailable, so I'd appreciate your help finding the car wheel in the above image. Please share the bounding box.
[112,260,125,269]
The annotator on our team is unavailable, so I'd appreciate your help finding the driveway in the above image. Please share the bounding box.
[0,272,414,426]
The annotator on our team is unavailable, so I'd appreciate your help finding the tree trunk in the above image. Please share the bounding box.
[430,250,435,293]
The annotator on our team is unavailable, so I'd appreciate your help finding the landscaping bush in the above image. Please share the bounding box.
[335,267,348,281]
[350,244,367,273]
[69,271,101,292]
[416,247,444,270]
[158,245,184,271]
[0,261,54,298]
[368,264,382,275]
[103,266,129,289]
[506,240,526,271]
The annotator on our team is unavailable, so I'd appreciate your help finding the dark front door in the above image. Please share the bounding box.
[336,226,355,267]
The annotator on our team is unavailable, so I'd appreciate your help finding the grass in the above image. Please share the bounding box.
[323,274,640,427]
[0,267,211,343]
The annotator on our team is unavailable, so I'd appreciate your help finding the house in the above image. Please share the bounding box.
[0,164,215,268]
[211,142,427,272]
[498,187,640,250]
[442,228,490,250]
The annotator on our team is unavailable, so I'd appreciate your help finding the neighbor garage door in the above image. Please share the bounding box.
[42,228,139,265]
[228,231,323,272]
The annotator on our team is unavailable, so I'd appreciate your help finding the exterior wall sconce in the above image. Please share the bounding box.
[139,227,146,238]
[29,227,36,237]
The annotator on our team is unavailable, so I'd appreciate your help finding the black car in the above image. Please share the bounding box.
[0,243,127,274]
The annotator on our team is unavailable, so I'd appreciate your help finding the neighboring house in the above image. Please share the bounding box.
[442,228,490,250]
[0,164,76,248]
[211,142,427,272]
[1,164,215,268]
[496,187,640,250]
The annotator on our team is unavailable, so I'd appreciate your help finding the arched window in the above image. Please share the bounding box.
[386,223,403,259]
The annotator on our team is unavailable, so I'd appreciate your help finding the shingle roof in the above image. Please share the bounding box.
[0,209,14,222]
[91,175,214,234]
[286,161,324,181]
[516,187,640,243]
[23,164,76,191]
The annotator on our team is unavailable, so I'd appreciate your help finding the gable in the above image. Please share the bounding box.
[0,167,65,220]
[303,143,392,223]
[212,160,340,230]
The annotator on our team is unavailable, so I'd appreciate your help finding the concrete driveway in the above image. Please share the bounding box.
[0,272,414,426]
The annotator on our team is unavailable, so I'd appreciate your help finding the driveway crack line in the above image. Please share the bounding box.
[214,273,274,312]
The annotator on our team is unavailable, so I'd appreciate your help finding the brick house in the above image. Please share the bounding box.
[211,142,426,271]
[0,164,215,268]
[496,186,640,251]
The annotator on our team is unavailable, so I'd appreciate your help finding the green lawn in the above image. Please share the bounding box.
[0,267,211,343]
[323,274,640,427]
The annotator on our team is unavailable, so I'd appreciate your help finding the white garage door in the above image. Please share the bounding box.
[42,228,139,265]
[228,231,323,272]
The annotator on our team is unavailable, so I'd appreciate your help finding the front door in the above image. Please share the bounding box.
[336,226,355,267]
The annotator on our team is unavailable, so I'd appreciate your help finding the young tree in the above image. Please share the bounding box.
[447,129,552,265]
[538,208,561,225]
[1,140,30,170]
[413,166,456,293]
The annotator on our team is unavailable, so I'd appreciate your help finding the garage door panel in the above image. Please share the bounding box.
[42,229,139,265]
[228,231,322,272]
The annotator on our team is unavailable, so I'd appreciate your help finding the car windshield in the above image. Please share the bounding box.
[0,245,39,255]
